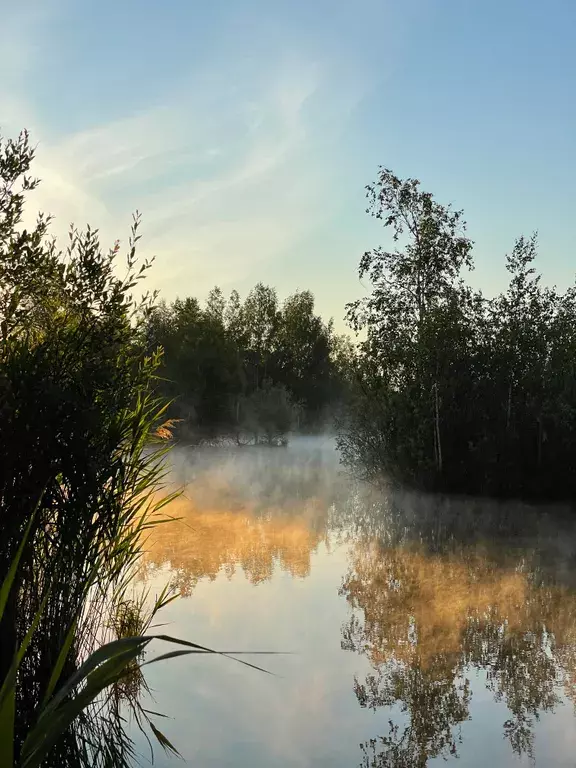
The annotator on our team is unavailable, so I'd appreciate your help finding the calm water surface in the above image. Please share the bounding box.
[134,438,576,767]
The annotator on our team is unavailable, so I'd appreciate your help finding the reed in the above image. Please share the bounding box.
[0,521,269,767]
[0,128,183,765]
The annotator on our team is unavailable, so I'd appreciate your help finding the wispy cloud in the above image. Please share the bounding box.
[1,1,367,303]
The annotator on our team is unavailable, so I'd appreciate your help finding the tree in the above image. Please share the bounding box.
[224,289,247,346]
[341,169,474,487]
[237,380,299,445]
[275,290,334,423]
[205,285,226,323]
[340,167,576,499]
[146,296,239,431]
[241,282,280,389]
[145,283,349,440]
[347,168,472,336]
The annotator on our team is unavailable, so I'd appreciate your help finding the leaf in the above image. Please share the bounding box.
[39,618,78,709]
[149,720,181,758]
[32,636,150,722]
[0,685,14,768]
[0,591,50,711]
[21,642,150,768]
[150,634,275,675]
[142,708,171,719]
[141,649,208,665]
[0,498,40,620]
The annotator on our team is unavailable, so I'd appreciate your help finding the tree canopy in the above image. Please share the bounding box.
[145,283,350,442]
[340,168,576,500]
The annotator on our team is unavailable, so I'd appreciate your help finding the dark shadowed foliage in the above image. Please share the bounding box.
[340,167,576,500]
[0,129,179,765]
[144,283,351,442]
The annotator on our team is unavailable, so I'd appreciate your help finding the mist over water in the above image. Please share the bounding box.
[135,437,576,767]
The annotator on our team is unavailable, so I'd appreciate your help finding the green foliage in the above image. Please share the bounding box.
[0,128,179,765]
[0,530,269,768]
[0,128,283,766]
[341,167,576,500]
[145,282,349,440]
[146,295,239,429]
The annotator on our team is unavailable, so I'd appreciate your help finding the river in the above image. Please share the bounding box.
[132,437,576,767]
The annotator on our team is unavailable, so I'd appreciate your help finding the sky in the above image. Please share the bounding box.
[1,0,575,331]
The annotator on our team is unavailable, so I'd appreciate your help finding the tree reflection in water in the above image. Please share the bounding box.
[340,533,576,766]
[141,493,327,594]
[140,442,343,593]
[137,446,576,766]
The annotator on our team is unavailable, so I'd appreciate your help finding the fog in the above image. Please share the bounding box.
[134,437,576,767]
[157,435,576,590]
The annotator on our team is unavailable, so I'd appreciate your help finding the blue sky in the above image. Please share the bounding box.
[1,0,575,330]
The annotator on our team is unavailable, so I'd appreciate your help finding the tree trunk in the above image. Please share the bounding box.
[434,381,443,473]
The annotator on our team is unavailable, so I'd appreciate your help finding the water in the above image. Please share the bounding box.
[133,438,576,767]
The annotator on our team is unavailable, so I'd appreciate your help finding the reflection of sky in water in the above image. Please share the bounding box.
[132,439,576,767]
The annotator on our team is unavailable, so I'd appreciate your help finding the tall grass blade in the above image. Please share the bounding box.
[21,643,151,768]
[0,498,40,619]
[0,592,50,711]
[149,720,181,758]
[33,637,150,722]
[151,634,275,675]
[0,685,15,767]
[39,619,78,709]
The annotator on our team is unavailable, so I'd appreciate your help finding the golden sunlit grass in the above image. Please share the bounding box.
[153,418,182,441]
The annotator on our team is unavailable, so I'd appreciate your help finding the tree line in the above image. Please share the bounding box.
[144,284,353,443]
[141,166,576,501]
[340,168,576,501]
